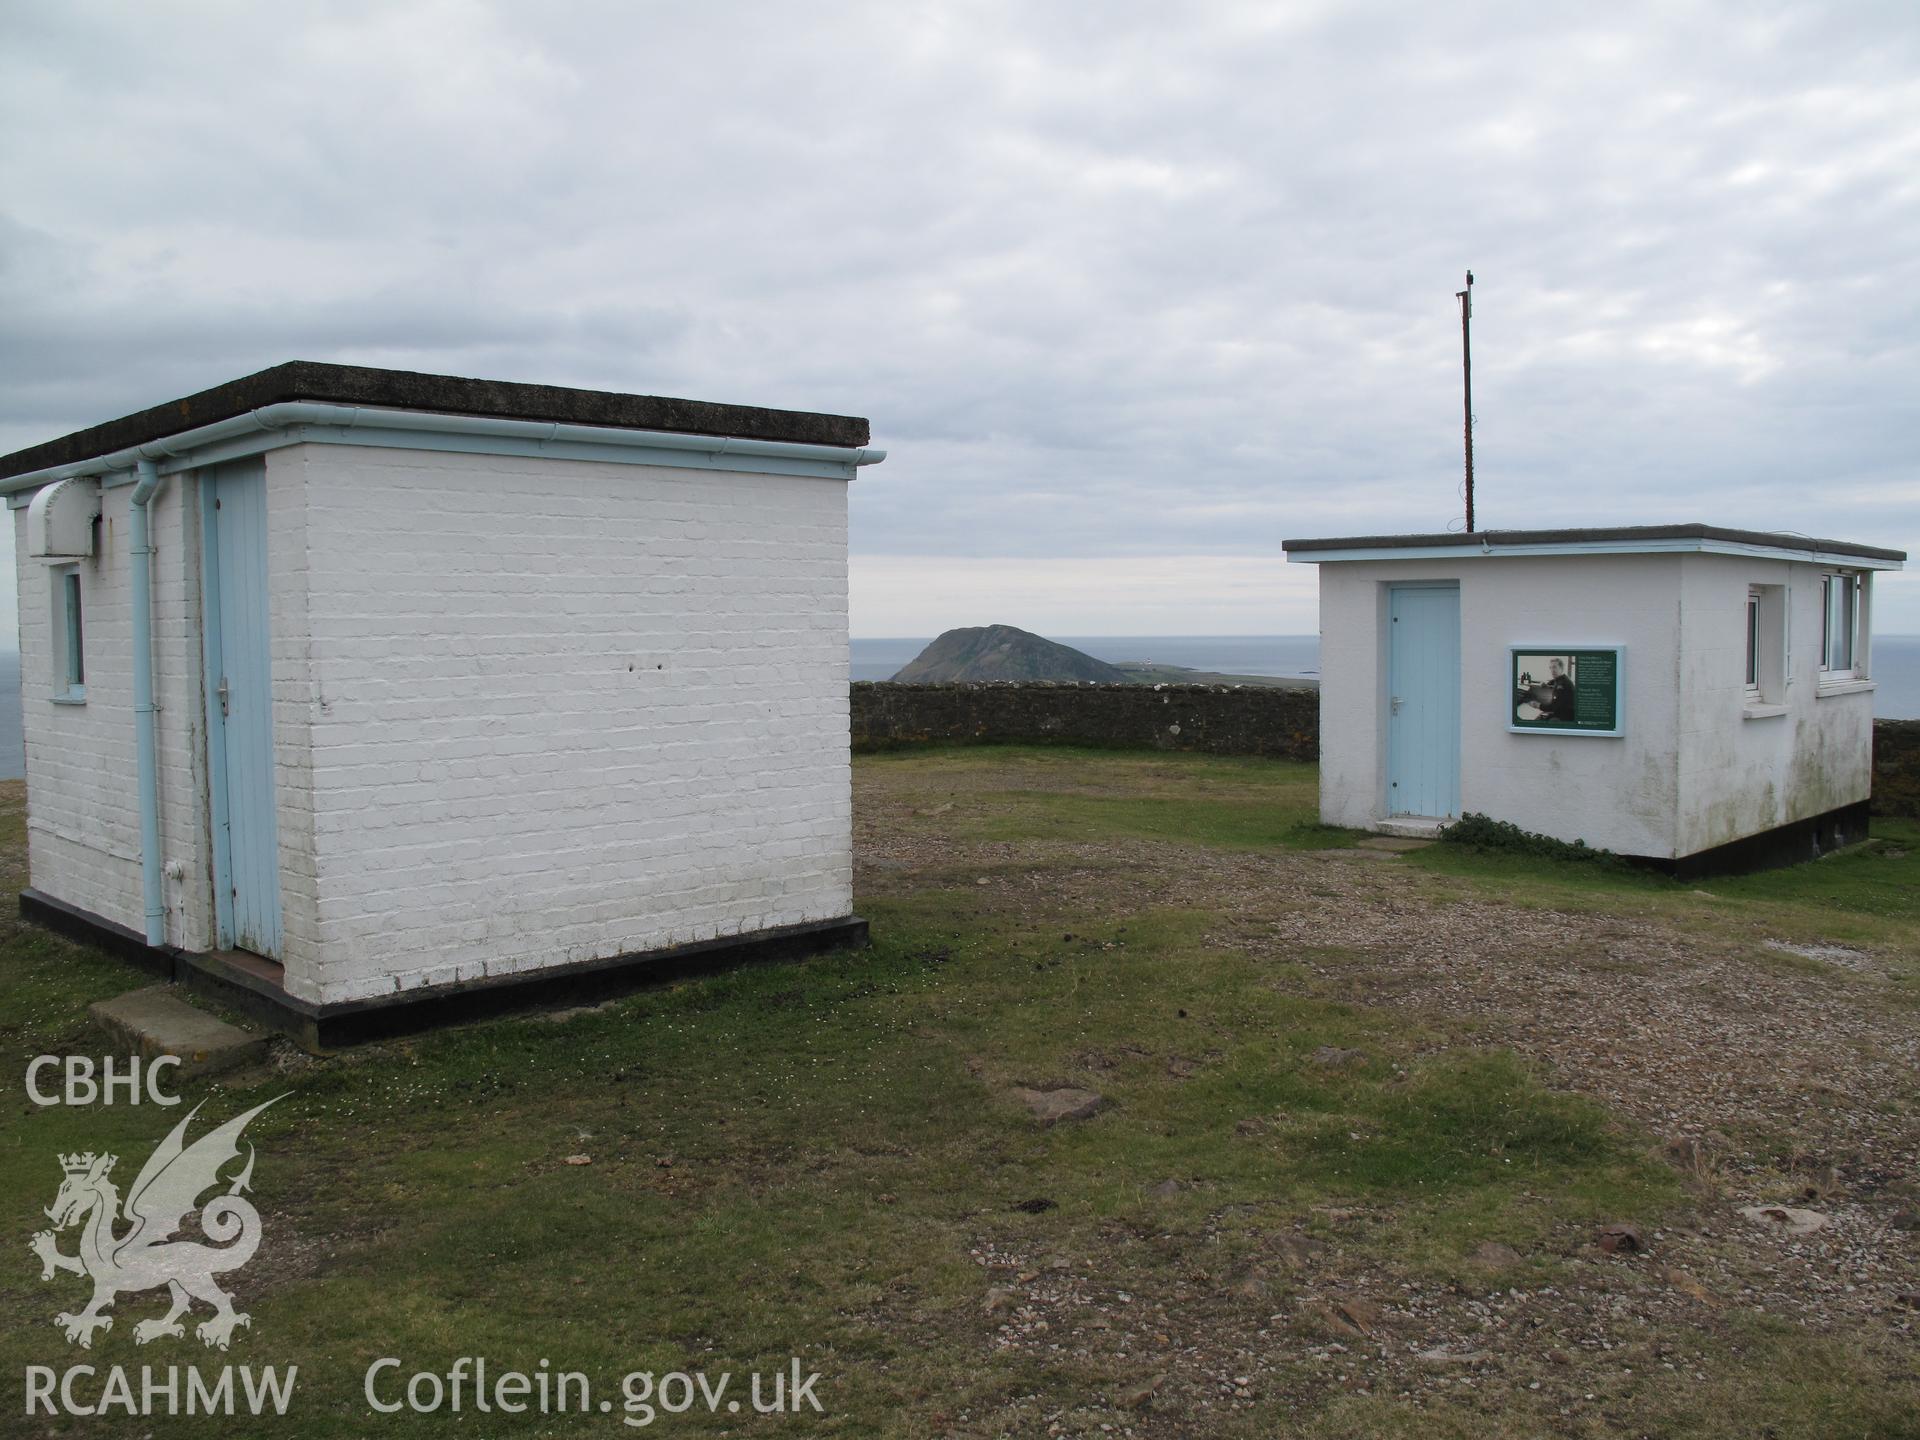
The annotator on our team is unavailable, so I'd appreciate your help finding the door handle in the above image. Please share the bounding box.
[1390,695,1403,714]
[216,677,230,718]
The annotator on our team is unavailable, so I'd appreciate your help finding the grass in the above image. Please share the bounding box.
[859,744,1351,851]
[0,757,1913,1437]
[5,901,1630,1434]
[1415,815,1920,917]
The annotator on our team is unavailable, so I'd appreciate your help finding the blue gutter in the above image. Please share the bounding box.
[130,458,166,947]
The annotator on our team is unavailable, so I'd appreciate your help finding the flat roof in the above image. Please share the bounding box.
[0,362,870,481]
[1283,523,1905,567]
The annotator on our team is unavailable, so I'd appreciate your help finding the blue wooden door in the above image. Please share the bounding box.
[204,462,282,958]
[1386,584,1461,818]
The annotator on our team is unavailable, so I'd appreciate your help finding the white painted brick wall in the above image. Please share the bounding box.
[264,455,321,995]
[16,480,213,950]
[17,444,855,1007]
[274,443,854,1005]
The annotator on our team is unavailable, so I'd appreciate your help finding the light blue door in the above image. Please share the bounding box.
[202,461,282,958]
[1386,584,1461,818]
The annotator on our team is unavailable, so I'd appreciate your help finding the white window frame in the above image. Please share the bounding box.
[1820,571,1861,679]
[50,563,85,704]
[1815,570,1879,700]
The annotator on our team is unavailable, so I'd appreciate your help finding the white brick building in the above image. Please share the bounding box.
[1,364,883,1042]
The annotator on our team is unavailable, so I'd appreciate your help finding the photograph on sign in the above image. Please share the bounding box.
[1510,647,1623,735]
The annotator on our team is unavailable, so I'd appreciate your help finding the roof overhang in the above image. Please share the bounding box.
[0,361,870,481]
[1282,524,1904,571]
[1,400,886,507]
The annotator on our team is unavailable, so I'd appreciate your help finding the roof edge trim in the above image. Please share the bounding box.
[0,402,886,497]
[1283,524,1903,569]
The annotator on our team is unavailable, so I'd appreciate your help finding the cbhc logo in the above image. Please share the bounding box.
[26,1055,182,1107]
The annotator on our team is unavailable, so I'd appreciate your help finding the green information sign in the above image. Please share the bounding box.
[1509,647,1624,736]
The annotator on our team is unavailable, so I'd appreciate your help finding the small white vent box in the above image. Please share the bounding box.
[27,478,100,558]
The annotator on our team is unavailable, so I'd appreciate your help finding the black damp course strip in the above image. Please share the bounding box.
[20,888,868,1051]
[0,361,872,481]
[1647,800,1874,882]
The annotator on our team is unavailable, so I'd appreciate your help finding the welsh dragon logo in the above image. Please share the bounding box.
[29,1096,284,1350]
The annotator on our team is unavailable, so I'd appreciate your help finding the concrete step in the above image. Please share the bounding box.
[1372,817,1448,839]
[88,986,268,1080]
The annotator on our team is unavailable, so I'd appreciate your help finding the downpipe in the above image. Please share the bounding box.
[130,457,165,947]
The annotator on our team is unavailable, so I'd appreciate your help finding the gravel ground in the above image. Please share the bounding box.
[853,765,1919,1433]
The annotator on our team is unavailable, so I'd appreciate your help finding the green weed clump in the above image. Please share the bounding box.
[1439,812,1621,866]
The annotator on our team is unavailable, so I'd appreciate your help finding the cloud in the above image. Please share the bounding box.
[851,553,1320,638]
[1,0,1915,633]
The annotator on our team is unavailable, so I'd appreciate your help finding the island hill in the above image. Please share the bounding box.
[889,625,1314,688]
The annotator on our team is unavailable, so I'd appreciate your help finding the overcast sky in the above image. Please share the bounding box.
[3,0,1915,638]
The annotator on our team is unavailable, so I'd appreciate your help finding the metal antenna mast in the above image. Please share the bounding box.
[1457,270,1475,532]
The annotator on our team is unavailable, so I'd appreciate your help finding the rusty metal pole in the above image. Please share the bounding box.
[1457,270,1475,532]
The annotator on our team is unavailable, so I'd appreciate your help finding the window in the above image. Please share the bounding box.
[1821,573,1859,676]
[1744,583,1788,713]
[1744,589,1760,692]
[51,565,85,703]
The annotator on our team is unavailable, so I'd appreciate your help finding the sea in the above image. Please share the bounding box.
[0,638,1911,783]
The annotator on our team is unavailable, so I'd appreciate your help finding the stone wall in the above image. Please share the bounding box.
[850,682,1319,761]
[1874,720,1920,819]
[851,682,1919,819]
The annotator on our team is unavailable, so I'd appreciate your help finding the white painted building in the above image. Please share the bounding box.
[1,364,884,1041]
[1283,526,1905,873]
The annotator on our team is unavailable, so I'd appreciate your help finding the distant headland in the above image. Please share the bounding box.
[889,625,1316,689]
